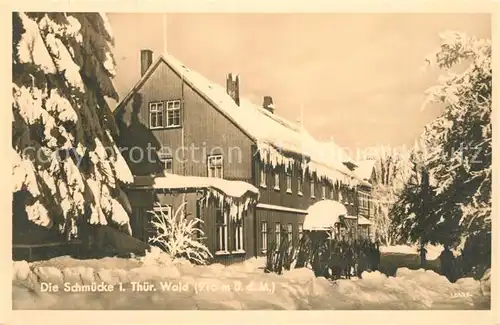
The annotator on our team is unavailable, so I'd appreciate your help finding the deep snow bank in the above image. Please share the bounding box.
[12,253,490,310]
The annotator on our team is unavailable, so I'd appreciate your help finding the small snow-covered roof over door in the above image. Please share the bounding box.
[303,200,348,231]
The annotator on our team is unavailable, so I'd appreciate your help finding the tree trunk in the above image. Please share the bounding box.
[420,240,426,268]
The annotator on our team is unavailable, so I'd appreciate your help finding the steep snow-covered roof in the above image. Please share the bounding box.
[116,53,364,186]
[354,160,377,182]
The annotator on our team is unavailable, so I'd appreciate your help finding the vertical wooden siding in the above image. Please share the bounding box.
[116,61,254,180]
[255,208,307,256]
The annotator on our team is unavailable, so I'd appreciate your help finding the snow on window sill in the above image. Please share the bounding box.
[215,250,230,256]
[231,250,246,254]
[149,125,182,130]
[286,189,292,194]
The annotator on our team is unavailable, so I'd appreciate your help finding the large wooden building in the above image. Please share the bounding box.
[354,160,377,239]
[114,50,372,264]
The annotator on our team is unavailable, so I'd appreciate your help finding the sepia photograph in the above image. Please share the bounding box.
[10,10,492,311]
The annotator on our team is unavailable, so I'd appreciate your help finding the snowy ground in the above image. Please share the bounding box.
[380,244,459,260]
[12,248,490,310]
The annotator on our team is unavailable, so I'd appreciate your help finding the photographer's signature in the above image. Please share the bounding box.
[450,291,473,298]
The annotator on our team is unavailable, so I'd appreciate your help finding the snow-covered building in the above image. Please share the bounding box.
[114,50,371,264]
[353,160,377,239]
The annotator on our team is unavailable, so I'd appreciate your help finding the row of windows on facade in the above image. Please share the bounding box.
[149,100,182,129]
[259,166,355,203]
[157,153,356,205]
[215,208,305,254]
[156,153,223,178]
[154,205,304,254]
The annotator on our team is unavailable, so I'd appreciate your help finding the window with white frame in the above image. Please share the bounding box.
[275,222,281,247]
[149,102,164,129]
[215,207,228,253]
[322,185,326,199]
[286,173,292,193]
[157,152,173,174]
[261,221,268,252]
[298,223,303,239]
[166,99,181,127]
[232,217,244,252]
[310,177,316,198]
[287,223,293,242]
[153,204,172,217]
[207,155,223,178]
[274,170,280,190]
[297,175,303,195]
[260,165,267,187]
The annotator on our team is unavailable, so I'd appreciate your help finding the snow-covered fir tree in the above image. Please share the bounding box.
[367,145,412,245]
[390,144,441,251]
[391,31,491,254]
[12,12,134,239]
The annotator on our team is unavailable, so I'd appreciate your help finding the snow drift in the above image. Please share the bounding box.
[12,253,490,310]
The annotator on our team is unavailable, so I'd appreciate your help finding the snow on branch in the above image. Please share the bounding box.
[17,13,57,74]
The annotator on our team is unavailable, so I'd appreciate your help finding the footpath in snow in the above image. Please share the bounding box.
[12,249,491,310]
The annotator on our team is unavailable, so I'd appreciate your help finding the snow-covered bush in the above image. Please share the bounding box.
[148,202,212,265]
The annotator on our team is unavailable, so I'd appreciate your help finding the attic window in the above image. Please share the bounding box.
[166,100,181,127]
[149,102,164,129]
[149,100,182,129]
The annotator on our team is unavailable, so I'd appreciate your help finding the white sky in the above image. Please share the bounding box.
[108,13,490,155]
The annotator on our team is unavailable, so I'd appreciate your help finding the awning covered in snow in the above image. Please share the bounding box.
[130,174,259,199]
[358,215,372,226]
[303,200,348,231]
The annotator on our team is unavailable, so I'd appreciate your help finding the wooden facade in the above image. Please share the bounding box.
[115,59,254,180]
[115,52,366,264]
[126,188,255,265]
[356,163,376,239]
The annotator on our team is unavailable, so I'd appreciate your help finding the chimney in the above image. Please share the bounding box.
[140,49,153,77]
[226,73,240,106]
[263,96,275,113]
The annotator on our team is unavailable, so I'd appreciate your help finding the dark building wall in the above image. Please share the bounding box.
[255,208,307,256]
[127,188,255,264]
